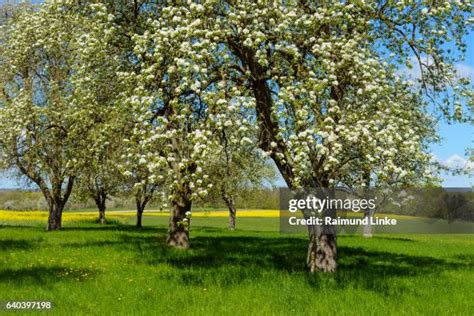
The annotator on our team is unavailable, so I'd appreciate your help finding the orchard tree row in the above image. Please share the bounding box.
[0,0,472,272]
[0,1,274,232]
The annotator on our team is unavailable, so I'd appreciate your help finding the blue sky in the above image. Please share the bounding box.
[430,31,473,187]
[0,3,472,188]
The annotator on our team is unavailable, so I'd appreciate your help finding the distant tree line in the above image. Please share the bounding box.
[0,187,280,212]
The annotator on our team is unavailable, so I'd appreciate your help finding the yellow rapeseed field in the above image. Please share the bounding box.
[0,209,415,221]
[0,210,97,221]
[0,209,281,221]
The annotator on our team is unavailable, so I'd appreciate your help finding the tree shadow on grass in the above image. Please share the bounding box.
[0,266,96,286]
[190,226,229,234]
[2,223,471,294]
[452,254,474,265]
[0,223,162,233]
[0,238,37,251]
[120,234,471,293]
[0,224,44,230]
[59,233,167,249]
[60,225,162,233]
[318,246,467,294]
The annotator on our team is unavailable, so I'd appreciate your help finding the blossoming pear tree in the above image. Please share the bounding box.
[113,11,242,247]
[70,1,168,228]
[138,1,471,272]
[0,4,83,230]
[119,120,166,228]
[206,127,276,230]
[70,2,129,225]
[0,1,121,230]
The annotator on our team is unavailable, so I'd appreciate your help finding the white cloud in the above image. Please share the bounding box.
[399,56,424,82]
[398,55,474,83]
[454,63,474,79]
[439,154,474,172]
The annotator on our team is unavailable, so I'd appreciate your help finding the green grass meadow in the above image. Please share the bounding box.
[1,215,473,315]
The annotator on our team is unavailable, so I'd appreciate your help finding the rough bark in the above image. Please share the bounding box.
[305,206,337,272]
[47,199,64,231]
[224,196,237,230]
[166,186,192,249]
[136,202,144,228]
[43,177,74,231]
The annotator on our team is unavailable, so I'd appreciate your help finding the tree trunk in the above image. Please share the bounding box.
[95,194,107,225]
[47,199,64,231]
[19,169,74,232]
[135,187,154,228]
[363,209,374,238]
[166,186,192,249]
[223,196,237,230]
[362,170,373,237]
[306,224,337,272]
[305,192,337,273]
[136,204,144,228]
[98,205,106,225]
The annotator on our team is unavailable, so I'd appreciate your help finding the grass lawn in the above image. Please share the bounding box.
[0,213,473,315]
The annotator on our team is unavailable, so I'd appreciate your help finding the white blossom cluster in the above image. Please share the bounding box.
[110,3,260,201]
[138,0,444,189]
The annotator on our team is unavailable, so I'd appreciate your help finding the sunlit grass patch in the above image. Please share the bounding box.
[0,219,472,315]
